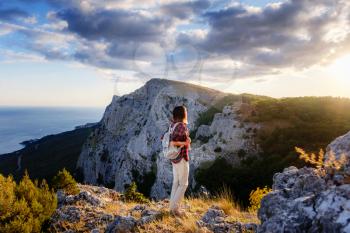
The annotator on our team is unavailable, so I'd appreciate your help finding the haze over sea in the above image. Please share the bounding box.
[0,107,104,154]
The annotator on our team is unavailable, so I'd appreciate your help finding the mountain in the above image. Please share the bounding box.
[77,79,350,202]
[2,78,350,204]
[77,78,260,199]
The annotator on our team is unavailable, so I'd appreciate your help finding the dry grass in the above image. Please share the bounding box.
[104,199,144,217]
[136,189,259,233]
[137,211,209,233]
[214,187,258,224]
[52,219,92,232]
[55,190,258,233]
[295,147,348,172]
[104,201,121,216]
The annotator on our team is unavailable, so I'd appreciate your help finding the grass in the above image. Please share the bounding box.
[104,201,121,216]
[48,181,258,233]
[101,187,258,233]
[136,193,258,233]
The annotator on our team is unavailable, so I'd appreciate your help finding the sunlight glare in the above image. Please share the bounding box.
[328,54,350,87]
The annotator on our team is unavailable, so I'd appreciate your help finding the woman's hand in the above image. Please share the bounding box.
[185,137,191,146]
[170,141,183,147]
[170,138,191,147]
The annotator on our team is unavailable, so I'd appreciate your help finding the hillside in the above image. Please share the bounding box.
[1,79,350,206]
[77,78,350,204]
[195,95,350,204]
[76,78,259,200]
[0,126,97,183]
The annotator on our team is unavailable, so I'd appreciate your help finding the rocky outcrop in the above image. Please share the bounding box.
[198,206,258,233]
[49,184,120,232]
[258,131,350,233]
[49,184,257,233]
[326,130,350,182]
[77,78,259,199]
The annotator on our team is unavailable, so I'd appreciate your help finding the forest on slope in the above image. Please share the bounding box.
[196,95,350,205]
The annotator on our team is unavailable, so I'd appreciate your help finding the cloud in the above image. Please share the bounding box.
[57,9,170,42]
[190,0,350,72]
[161,0,210,20]
[0,7,28,21]
[0,22,18,35]
[2,0,350,83]
[0,49,45,63]
[22,16,37,24]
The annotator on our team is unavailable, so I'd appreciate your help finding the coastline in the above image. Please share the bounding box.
[0,106,103,155]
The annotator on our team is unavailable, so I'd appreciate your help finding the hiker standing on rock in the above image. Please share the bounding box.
[168,106,191,216]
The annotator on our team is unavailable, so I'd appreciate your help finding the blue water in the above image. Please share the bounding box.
[0,107,104,154]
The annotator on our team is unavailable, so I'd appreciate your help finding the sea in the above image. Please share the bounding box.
[0,107,105,155]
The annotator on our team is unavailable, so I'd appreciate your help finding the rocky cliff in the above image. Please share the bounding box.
[77,79,259,199]
[258,130,350,232]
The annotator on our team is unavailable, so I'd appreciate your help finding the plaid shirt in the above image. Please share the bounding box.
[170,121,189,163]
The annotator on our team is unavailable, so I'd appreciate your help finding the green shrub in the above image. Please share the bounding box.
[131,166,157,197]
[51,168,80,195]
[248,186,272,212]
[0,171,57,233]
[123,182,150,203]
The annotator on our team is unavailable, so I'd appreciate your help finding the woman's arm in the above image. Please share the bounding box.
[170,122,191,147]
[170,137,191,147]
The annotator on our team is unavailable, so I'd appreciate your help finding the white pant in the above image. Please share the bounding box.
[170,159,189,211]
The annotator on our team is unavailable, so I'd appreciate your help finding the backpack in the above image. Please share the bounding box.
[162,122,183,160]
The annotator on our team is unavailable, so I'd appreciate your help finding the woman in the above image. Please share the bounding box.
[169,106,191,216]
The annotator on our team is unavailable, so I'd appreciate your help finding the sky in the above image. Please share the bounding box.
[0,0,350,107]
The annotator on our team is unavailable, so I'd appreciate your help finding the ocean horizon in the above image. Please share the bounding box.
[0,106,104,155]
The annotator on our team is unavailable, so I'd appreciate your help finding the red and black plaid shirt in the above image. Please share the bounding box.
[170,121,189,163]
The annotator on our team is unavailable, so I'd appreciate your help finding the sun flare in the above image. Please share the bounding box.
[329,54,350,76]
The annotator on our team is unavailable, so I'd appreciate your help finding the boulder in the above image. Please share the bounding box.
[105,216,137,233]
[326,130,350,162]
[258,130,350,233]
[196,125,211,140]
[198,206,257,233]
[138,209,162,225]
[310,185,350,233]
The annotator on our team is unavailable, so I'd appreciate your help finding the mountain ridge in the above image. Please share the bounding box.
[2,79,350,205]
[77,78,255,199]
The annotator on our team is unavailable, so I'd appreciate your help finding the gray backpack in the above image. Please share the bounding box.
[162,123,182,160]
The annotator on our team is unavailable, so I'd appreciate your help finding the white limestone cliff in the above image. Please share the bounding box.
[77,79,259,199]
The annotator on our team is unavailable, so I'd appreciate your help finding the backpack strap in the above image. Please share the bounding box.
[169,122,180,134]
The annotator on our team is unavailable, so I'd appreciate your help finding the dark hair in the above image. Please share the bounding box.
[173,106,186,122]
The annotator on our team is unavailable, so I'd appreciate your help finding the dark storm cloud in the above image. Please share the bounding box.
[161,0,211,19]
